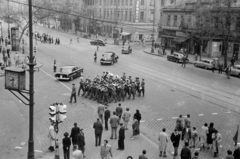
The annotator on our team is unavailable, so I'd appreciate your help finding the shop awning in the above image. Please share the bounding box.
[121,32,131,36]
[172,37,188,43]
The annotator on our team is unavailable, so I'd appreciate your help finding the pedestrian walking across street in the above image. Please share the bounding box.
[158,128,169,157]
[70,123,80,146]
[212,130,222,157]
[180,142,191,159]
[100,140,113,159]
[62,132,71,159]
[69,83,77,103]
[117,123,125,150]
[109,111,119,139]
[171,129,181,157]
[93,118,103,146]
[116,103,123,120]
[48,122,56,152]
[200,123,208,150]
[104,107,110,131]
[77,129,85,158]
[131,117,140,139]
[122,107,131,130]
[53,60,57,72]
[97,104,105,123]
[94,51,97,62]
[72,145,83,159]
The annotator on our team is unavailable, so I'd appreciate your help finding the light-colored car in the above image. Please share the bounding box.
[193,59,215,69]
[230,65,240,78]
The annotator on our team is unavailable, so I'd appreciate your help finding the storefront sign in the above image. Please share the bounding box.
[135,0,140,23]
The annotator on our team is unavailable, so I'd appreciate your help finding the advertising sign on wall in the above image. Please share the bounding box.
[135,0,140,23]
[11,27,20,51]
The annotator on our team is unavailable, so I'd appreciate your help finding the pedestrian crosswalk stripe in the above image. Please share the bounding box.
[172,117,177,119]
[198,114,204,116]
[157,118,162,121]
[212,113,218,115]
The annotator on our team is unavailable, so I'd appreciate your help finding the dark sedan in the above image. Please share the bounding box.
[55,65,83,81]
[100,52,119,65]
[90,39,106,46]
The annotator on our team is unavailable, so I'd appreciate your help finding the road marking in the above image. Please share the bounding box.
[40,68,71,91]
[157,118,162,121]
[140,120,145,123]
[172,117,177,119]
[212,113,218,115]
[40,68,97,111]
[35,150,43,153]
[15,146,23,149]
[198,114,204,116]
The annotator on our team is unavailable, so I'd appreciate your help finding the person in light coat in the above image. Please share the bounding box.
[158,128,169,157]
[48,122,56,152]
[122,108,131,130]
[212,130,222,157]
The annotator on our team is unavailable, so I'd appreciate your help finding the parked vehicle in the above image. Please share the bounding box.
[100,52,119,65]
[193,59,216,69]
[122,48,132,54]
[230,65,240,78]
[55,65,83,81]
[90,39,106,46]
[167,52,189,63]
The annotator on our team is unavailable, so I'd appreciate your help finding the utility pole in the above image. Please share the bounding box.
[27,0,35,158]
[151,0,156,53]
[8,0,10,40]
[113,0,119,44]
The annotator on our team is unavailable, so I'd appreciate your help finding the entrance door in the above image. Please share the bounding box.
[233,44,239,61]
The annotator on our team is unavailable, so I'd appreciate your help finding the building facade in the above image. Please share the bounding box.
[159,0,240,60]
[82,0,178,42]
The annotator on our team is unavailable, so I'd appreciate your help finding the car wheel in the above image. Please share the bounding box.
[111,61,114,65]
[238,74,240,78]
[194,63,197,67]
[204,66,207,69]
[176,59,179,63]
[100,62,103,65]
[70,76,73,81]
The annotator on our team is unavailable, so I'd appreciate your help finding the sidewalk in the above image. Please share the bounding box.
[143,47,235,66]
[40,126,167,159]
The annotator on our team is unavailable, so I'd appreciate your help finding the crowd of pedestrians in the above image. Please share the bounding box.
[48,103,149,159]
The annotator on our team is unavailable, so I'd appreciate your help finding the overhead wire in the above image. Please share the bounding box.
[8,0,158,33]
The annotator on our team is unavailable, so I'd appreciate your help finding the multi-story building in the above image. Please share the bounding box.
[81,0,178,42]
[159,0,240,59]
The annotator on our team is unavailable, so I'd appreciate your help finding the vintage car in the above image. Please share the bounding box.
[167,52,189,63]
[193,59,216,69]
[122,47,132,54]
[100,52,119,65]
[55,65,83,81]
[230,65,240,78]
[90,39,106,46]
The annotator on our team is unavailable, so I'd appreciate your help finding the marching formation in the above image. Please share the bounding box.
[75,72,145,105]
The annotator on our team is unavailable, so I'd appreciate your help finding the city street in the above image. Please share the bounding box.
[1,22,240,159]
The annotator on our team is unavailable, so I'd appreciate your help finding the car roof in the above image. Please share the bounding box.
[61,65,76,69]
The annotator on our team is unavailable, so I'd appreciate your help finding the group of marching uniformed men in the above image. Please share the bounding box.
[77,72,145,105]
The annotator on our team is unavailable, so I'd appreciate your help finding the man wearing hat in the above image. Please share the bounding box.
[70,123,80,146]
[78,77,85,96]
[62,132,71,159]
[140,79,145,97]
[93,118,103,146]
[69,83,77,103]
[117,123,125,150]
[97,104,105,123]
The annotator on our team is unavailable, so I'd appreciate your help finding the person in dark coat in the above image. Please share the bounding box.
[70,123,80,146]
[233,143,240,159]
[207,122,216,149]
[116,103,123,119]
[171,129,181,156]
[93,118,103,146]
[117,123,125,150]
[77,129,86,158]
[62,132,71,159]
[180,142,191,159]
[104,107,110,130]
[133,109,142,126]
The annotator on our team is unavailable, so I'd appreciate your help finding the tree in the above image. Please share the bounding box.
[195,0,240,68]
[1,0,55,42]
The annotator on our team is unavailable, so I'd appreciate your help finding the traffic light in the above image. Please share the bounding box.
[58,104,67,123]
[49,104,57,123]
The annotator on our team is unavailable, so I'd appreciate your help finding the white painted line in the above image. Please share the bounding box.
[140,120,145,123]
[172,117,177,119]
[212,113,218,115]
[15,146,23,149]
[35,150,43,153]
[40,68,71,91]
[157,118,162,121]
[198,114,204,116]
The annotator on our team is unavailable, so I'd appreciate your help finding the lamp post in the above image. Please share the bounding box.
[7,0,10,40]
[27,0,35,158]
[151,0,156,53]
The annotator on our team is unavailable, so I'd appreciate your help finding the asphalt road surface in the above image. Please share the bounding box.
[1,24,240,158]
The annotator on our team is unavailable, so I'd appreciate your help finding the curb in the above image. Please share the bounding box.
[143,50,194,64]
